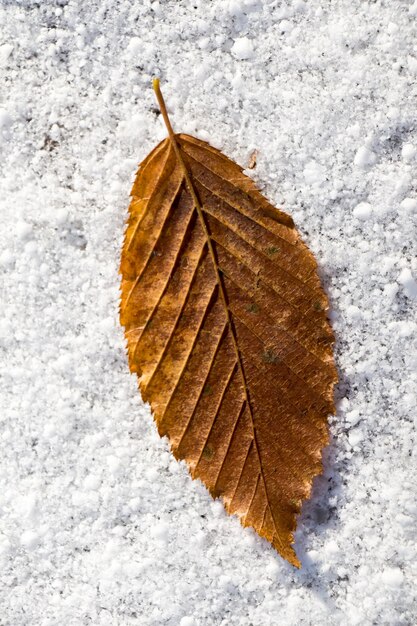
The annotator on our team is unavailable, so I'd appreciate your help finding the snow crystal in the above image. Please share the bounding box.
[231,37,254,60]
[382,282,399,302]
[381,567,404,587]
[345,409,361,427]
[400,197,417,212]
[353,202,372,221]
[354,146,377,169]
[151,521,170,542]
[83,474,102,491]
[0,108,12,129]
[127,37,142,58]
[0,249,15,268]
[0,43,13,66]
[397,268,417,299]
[324,540,340,556]
[348,428,364,448]
[15,221,32,240]
[20,530,40,550]
[401,143,416,161]
[303,160,326,187]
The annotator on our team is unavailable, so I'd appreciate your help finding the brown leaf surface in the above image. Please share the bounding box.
[119,81,337,567]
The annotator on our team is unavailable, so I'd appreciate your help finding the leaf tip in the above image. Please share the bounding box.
[284,545,302,569]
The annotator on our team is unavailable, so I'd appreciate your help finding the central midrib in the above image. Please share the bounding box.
[151,79,284,551]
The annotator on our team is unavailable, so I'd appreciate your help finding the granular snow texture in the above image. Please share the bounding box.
[0,1,416,625]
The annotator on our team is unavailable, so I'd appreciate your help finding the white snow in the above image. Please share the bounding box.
[353,146,377,169]
[1,1,416,625]
[348,428,364,448]
[0,43,13,66]
[401,142,416,161]
[381,567,404,587]
[0,108,12,130]
[400,197,417,213]
[180,617,197,626]
[15,221,32,241]
[397,268,417,299]
[303,160,326,187]
[231,37,254,60]
[353,201,372,221]
[20,530,40,550]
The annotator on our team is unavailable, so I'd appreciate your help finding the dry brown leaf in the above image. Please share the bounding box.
[247,149,258,170]
[120,80,337,567]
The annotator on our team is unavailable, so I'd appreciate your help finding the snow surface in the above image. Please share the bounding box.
[0,1,416,624]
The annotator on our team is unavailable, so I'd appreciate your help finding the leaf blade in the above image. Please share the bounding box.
[120,87,337,568]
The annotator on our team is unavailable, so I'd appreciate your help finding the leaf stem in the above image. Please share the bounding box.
[153,78,177,141]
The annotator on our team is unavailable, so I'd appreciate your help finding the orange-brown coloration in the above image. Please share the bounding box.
[119,81,337,567]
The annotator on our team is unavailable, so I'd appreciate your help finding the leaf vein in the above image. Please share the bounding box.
[194,360,238,471]
[176,322,229,450]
